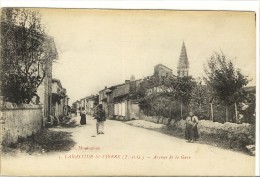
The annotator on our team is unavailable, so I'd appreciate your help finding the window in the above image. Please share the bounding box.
[121,102,126,116]
[118,103,122,116]
[114,104,119,115]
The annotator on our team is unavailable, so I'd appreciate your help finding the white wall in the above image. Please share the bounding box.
[1,102,43,145]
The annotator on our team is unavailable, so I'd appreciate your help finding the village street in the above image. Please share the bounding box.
[1,114,255,176]
[0,7,257,177]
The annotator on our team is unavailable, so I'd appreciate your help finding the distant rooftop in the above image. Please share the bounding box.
[155,63,173,71]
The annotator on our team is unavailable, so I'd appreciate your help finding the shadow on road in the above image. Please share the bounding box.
[2,128,76,155]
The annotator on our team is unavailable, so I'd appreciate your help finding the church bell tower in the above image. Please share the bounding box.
[177,42,189,77]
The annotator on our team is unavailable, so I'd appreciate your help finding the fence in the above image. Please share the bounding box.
[0,102,43,146]
[139,96,255,124]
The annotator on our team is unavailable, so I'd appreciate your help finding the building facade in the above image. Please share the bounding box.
[51,79,68,119]
[80,98,85,111]
[72,100,81,114]
[62,88,69,115]
[104,79,142,120]
[99,87,111,117]
[83,95,99,115]
[37,37,58,126]
[154,64,173,78]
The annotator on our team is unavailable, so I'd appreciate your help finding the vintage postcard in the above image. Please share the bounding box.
[0,7,257,176]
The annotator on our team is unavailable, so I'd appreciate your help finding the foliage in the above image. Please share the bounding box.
[204,52,249,105]
[203,52,249,121]
[239,91,256,124]
[0,8,57,103]
[133,75,196,120]
[190,81,211,119]
[174,76,196,106]
[130,53,254,124]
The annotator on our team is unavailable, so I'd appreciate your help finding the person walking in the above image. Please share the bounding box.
[94,104,106,134]
[80,109,86,125]
[185,111,199,143]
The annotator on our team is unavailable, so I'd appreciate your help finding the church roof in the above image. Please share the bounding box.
[178,42,189,68]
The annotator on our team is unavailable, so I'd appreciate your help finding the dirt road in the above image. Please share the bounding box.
[1,115,255,176]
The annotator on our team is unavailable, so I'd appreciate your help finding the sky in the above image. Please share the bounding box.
[39,9,256,104]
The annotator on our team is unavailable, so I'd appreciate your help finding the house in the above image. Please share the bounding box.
[72,102,77,113]
[76,100,81,111]
[62,88,69,115]
[106,82,129,119]
[154,64,173,78]
[146,64,177,96]
[36,37,58,126]
[51,78,68,119]
[72,100,81,114]
[84,95,99,115]
[80,98,85,111]
[102,78,142,121]
[75,94,99,116]
[98,87,111,117]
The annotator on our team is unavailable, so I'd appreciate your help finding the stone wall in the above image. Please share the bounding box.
[1,102,43,146]
[139,112,255,150]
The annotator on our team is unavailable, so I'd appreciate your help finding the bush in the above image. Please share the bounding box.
[140,96,189,120]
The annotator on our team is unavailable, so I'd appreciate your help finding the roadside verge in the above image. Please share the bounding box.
[125,119,255,156]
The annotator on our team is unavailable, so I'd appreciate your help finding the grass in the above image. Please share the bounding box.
[2,128,76,154]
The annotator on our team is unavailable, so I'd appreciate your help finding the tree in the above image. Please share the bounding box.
[1,8,56,103]
[204,52,249,122]
[189,78,212,119]
[173,76,196,118]
[132,74,196,118]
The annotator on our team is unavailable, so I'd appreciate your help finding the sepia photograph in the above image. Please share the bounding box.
[0,4,258,176]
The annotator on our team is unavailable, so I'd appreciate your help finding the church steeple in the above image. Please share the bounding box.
[177,41,189,77]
